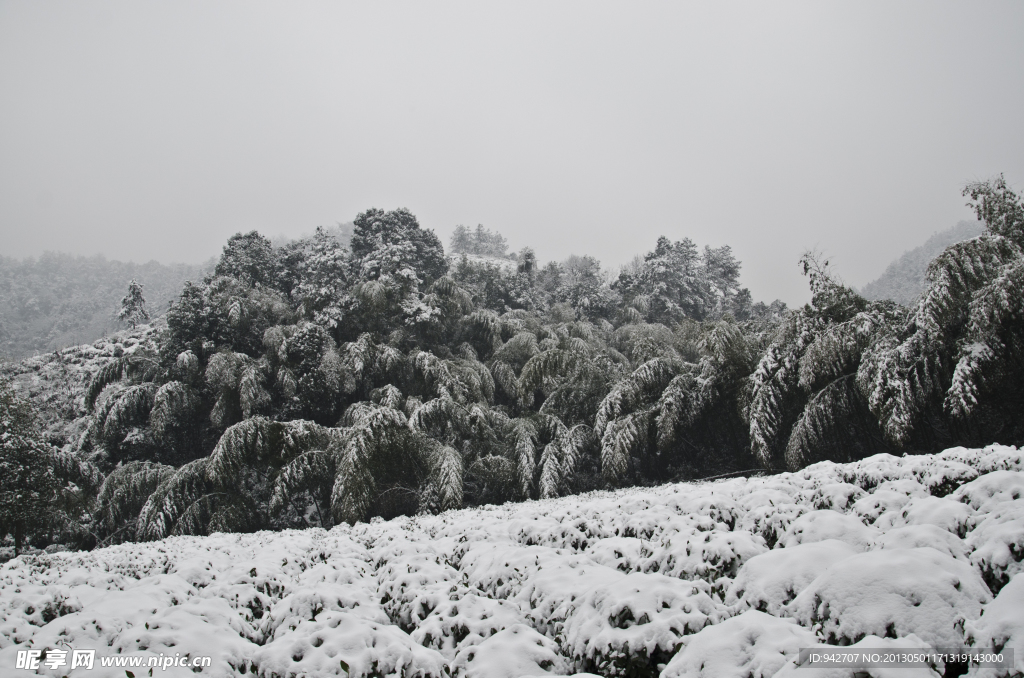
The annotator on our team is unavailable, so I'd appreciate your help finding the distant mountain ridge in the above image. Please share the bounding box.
[0,253,211,361]
[860,220,984,306]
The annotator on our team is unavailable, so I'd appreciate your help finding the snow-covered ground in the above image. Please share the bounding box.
[2,445,1023,678]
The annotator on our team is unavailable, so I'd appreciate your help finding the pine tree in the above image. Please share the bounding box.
[118,279,150,329]
[449,224,510,258]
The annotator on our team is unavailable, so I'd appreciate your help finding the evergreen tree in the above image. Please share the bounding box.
[615,236,741,324]
[352,207,448,286]
[859,234,1022,448]
[296,226,351,329]
[554,255,617,321]
[93,461,175,545]
[215,231,277,287]
[348,208,449,333]
[0,377,60,553]
[118,279,150,329]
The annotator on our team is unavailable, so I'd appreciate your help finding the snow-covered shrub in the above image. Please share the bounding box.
[17,576,258,677]
[871,524,970,562]
[638,525,767,584]
[255,611,449,678]
[735,487,809,548]
[810,482,866,511]
[411,592,527,659]
[585,537,646,573]
[451,624,569,678]
[952,471,1024,511]
[941,445,1024,475]
[966,572,1024,677]
[879,495,975,537]
[374,536,462,632]
[852,488,915,524]
[0,445,1021,678]
[839,453,906,492]
[908,458,979,498]
[661,610,818,678]
[780,510,879,551]
[726,540,857,616]
[562,571,724,677]
[965,501,1024,594]
[788,547,991,647]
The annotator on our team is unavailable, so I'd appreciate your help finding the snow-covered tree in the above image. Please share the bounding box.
[215,230,277,287]
[18,185,1024,549]
[854,178,1024,449]
[859,234,1023,447]
[295,226,351,329]
[93,460,175,545]
[552,255,618,321]
[749,254,900,471]
[118,279,149,329]
[963,173,1024,246]
[0,378,97,552]
[352,207,448,287]
[615,237,742,324]
[0,377,60,553]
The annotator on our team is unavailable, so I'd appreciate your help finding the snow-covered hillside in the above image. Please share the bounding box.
[1,321,160,448]
[2,445,1022,678]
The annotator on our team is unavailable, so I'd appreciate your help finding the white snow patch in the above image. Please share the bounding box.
[661,610,817,678]
[1,445,1022,678]
[788,547,990,648]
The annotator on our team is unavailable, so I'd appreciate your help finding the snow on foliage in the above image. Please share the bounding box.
[1,445,1022,677]
[967,573,1024,677]
[661,610,818,678]
[786,547,990,647]
[726,540,858,616]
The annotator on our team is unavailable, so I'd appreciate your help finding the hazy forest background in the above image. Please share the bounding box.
[0,220,982,362]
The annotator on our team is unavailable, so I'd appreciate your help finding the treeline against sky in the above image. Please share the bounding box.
[2,177,1023,554]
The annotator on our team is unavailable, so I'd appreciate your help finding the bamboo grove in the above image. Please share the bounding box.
[3,177,1023,553]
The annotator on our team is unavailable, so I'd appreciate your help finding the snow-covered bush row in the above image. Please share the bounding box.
[1,445,1022,678]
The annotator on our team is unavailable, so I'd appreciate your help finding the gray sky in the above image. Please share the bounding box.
[1,1,1022,304]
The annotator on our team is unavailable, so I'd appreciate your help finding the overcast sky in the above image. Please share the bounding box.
[1,1,1022,304]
